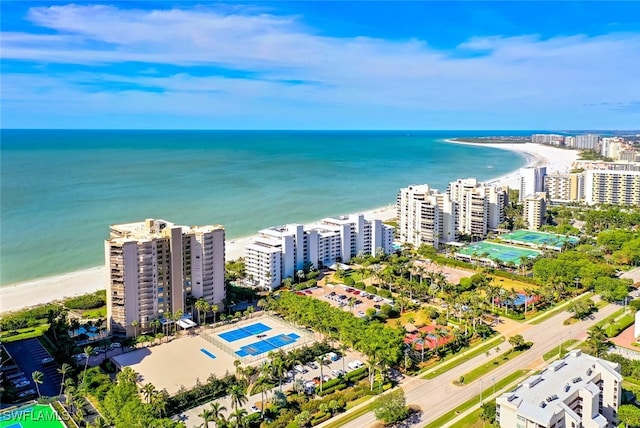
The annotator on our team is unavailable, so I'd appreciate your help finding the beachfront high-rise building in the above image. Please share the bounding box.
[565,136,576,149]
[544,172,585,204]
[531,134,564,146]
[522,192,547,230]
[397,184,457,248]
[496,350,621,428]
[244,214,394,290]
[448,178,508,238]
[584,169,640,206]
[519,166,547,201]
[575,134,600,151]
[105,218,225,337]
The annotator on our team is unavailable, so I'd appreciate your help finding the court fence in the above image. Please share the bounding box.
[200,314,315,363]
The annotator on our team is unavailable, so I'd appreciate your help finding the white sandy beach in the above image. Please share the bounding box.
[0,142,579,314]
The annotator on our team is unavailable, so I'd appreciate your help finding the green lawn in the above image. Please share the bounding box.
[323,401,376,428]
[0,324,49,342]
[422,336,506,380]
[457,349,525,386]
[455,408,489,428]
[423,370,527,428]
[81,306,107,319]
[542,339,579,362]
[0,404,65,428]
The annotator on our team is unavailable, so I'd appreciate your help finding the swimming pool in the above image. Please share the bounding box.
[218,322,272,342]
[200,348,216,359]
[235,333,301,357]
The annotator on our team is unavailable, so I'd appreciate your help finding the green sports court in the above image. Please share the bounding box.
[0,404,65,428]
[456,241,541,266]
[500,229,579,249]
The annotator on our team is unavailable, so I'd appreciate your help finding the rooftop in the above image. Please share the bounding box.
[499,350,621,425]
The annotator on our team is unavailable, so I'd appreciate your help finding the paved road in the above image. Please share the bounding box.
[339,301,621,428]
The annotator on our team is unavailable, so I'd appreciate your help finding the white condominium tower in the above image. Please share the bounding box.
[244,214,394,290]
[448,178,508,238]
[584,169,640,206]
[519,166,547,201]
[105,218,225,337]
[397,184,457,248]
[575,134,600,150]
[496,350,621,428]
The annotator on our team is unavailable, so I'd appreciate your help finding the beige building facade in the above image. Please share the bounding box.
[106,218,225,337]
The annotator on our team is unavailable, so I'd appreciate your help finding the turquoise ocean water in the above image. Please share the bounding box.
[0,130,528,285]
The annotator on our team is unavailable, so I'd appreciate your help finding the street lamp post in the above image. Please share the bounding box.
[480,378,484,406]
[492,376,496,395]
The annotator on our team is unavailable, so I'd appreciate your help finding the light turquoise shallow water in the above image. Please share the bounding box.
[0,130,527,284]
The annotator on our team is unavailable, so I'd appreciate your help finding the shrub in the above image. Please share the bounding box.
[343,276,355,286]
[378,289,392,298]
[354,281,366,290]
[311,412,331,426]
[345,367,367,382]
[365,286,378,295]
[318,383,346,396]
[64,290,106,310]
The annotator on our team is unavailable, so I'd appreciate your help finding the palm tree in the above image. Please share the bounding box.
[195,299,207,325]
[229,384,248,410]
[58,363,72,397]
[230,408,248,428]
[209,402,227,424]
[418,331,429,362]
[211,304,219,324]
[141,383,157,403]
[32,371,44,398]
[315,355,328,392]
[131,320,139,340]
[199,408,215,428]
[82,345,93,386]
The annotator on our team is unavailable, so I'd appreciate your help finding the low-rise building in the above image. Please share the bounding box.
[496,350,621,428]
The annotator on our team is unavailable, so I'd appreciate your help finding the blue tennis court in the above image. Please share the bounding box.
[236,333,301,357]
[219,322,272,342]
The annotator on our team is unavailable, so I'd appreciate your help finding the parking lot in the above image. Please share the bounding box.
[299,284,392,318]
[3,338,62,400]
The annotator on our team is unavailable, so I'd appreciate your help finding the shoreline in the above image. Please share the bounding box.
[0,141,580,314]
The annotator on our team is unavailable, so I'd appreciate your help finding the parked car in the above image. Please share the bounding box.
[294,365,308,374]
[41,357,55,364]
[366,295,375,300]
[250,405,260,413]
[307,362,318,369]
[357,311,366,317]
[373,296,383,302]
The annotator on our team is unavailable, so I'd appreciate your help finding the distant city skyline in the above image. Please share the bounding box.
[1,1,639,129]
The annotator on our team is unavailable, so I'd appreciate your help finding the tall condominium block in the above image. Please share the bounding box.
[544,172,584,204]
[448,178,508,238]
[244,214,394,290]
[397,184,457,248]
[105,218,225,337]
[522,192,547,230]
[584,169,640,206]
[531,134,564,146]
[519,166,547,201]
[496,350,621,428]
[575,134,600,150]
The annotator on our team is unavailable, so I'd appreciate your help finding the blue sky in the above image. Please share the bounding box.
[2,1,639,129]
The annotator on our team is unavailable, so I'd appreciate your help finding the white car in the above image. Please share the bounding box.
[250,405,260,413]
[373,296,383,302]
[41,357,55,364]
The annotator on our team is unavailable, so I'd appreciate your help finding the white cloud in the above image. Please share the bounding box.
[2,3,639,128]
